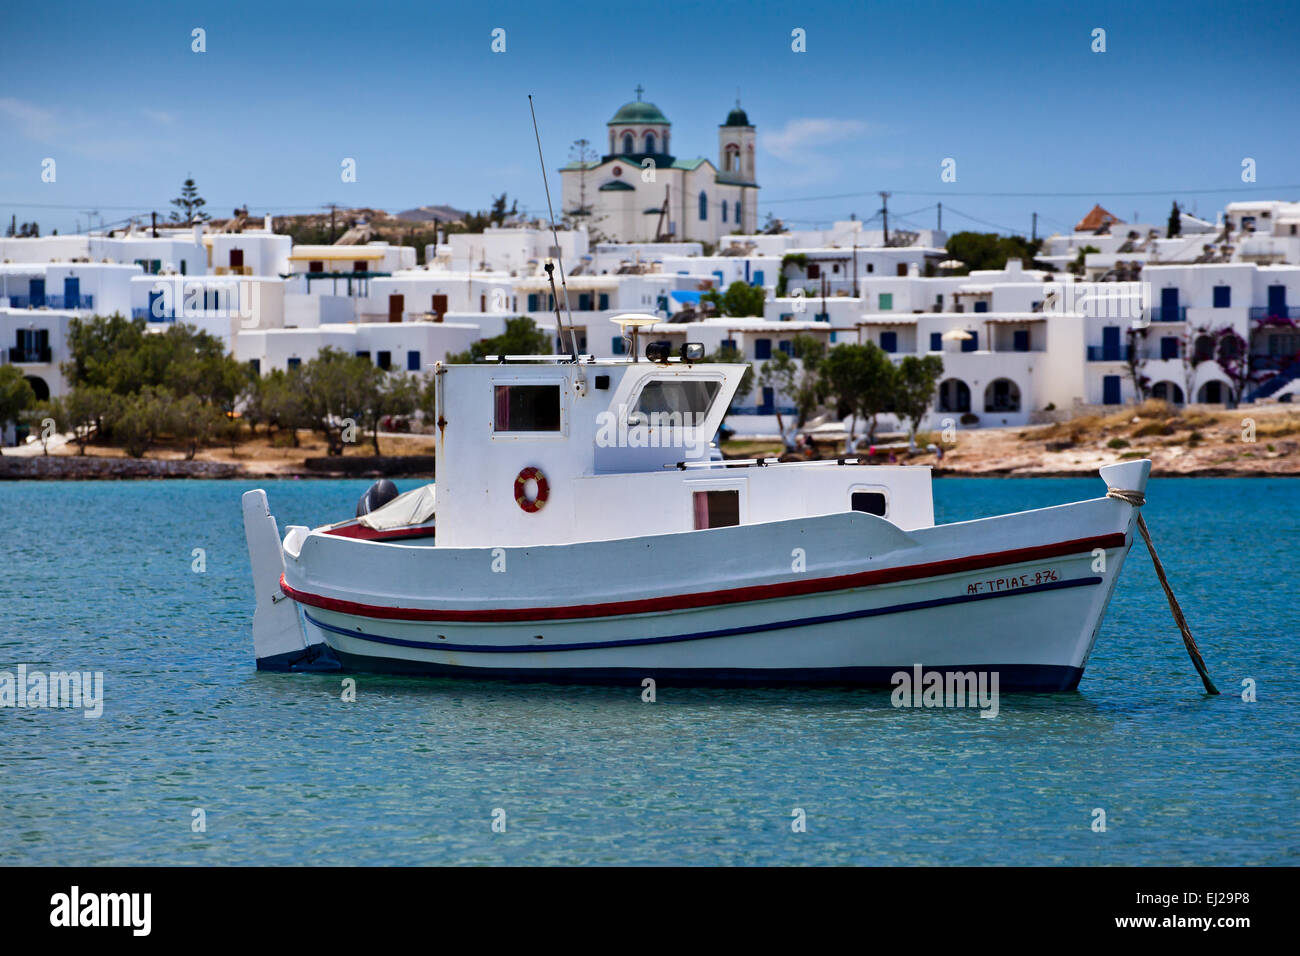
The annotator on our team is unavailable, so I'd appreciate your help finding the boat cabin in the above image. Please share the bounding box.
[432,337,934,548]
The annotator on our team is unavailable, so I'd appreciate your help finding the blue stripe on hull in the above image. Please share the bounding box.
[303,576,1103,655]
[255,642,341,672]
[328,650,1085,691]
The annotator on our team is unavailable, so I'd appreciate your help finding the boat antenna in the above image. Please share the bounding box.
[529,94,580,362]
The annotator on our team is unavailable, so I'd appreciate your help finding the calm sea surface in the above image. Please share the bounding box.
[1,477,1296,865]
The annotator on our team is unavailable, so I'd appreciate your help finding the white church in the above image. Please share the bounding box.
[560,87,758,244]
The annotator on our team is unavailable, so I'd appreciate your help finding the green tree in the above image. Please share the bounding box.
[758,349,797,434]
[821,343,896,441]
[61,385,114,454]
[703,280,766,318]
[170,177,210,225]
[944,231,1043,273]
[447,316,552,363]
[1068,244,1100,277]
[362,371,421,454]
[1167,201,1182,238]
[788,334,828,426]
[895,355,945,442]
[705,343,753,425]
[0,365,37,454]
[303,348,380,455]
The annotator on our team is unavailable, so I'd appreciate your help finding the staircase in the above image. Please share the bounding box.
[1246,357,1300,401]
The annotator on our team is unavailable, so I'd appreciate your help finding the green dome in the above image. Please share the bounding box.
[723,107,751,127]
[608,100,669,125]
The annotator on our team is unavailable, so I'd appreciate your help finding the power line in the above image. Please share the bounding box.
[759,184,1300,206]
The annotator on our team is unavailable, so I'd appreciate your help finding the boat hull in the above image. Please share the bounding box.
[277,495,1136,691]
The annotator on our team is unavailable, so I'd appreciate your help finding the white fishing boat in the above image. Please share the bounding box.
[241,324,1162,691]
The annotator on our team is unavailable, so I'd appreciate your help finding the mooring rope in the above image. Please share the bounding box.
[1107,488,1219,694]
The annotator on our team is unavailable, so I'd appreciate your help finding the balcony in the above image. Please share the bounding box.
[1249,306,1300,323]
[43,294,94,310]
[1086,345,1132,362]
[8,346,52,364]
[132,307,176,321]
[1147,307,1186,322]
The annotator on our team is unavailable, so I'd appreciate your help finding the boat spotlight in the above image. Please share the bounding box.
[645,340,672,364]
[681,342,705,364]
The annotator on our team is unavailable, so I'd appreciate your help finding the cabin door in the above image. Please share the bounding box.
[388,294,404,323]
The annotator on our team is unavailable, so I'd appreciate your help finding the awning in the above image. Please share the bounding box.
[289,251,386,261]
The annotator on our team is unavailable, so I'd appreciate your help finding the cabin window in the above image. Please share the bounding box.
[494,384,561,432]
[693,490,739,530]
[632,379,722,421]
[851,491,887,516]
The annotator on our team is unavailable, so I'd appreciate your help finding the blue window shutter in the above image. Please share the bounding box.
[1213,286,1231,308]
[930,332,942,351]
[407,350,420,371]
[1103,375,1122,405]
[527,293,538,311]
[778,340,792,355]
[612,336,626,355]
[1013,330,1029,352]
[974,300,989,313]
[721,200,728,223]
[754,270,764,286]
[721,338,736,351]
[755,338,771,359]
[1161,337,1179,360]
[880,331,897,353]
[962,331,978,352]
[598,293,609,310]
[699,191,708,220]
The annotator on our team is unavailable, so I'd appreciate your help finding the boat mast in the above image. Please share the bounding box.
[529,94,580,362]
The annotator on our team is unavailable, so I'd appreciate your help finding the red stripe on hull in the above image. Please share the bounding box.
[281,531,1127,624]
[323,523,436,541]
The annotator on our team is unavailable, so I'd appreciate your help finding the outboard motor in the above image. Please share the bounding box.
[356,479,399,517]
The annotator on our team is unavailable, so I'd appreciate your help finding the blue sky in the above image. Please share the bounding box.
[1,0,1296,238]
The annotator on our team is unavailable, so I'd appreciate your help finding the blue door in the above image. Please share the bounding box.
[880,331,897,353]
[1160,287,1179,319]
[1103,375,1122,405]
[63,277,80,308]
[1102,325,1121,361]
[1013,329,1029,352]
[29,278,45,307]
[961,331,978,352]
[753,270,764,286]
[760,386,775,414]
[1268,285,1287,316]
[148,289,167,320]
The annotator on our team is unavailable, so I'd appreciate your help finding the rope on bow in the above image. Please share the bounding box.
[1107,488,1219,695]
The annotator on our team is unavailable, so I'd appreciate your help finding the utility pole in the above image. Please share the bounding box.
[937,202,942,232]
[324,203,340,243]
[151,211,158,237]
[1032,212,1037,242]
[879,191,891,245]
[852,239,859,298]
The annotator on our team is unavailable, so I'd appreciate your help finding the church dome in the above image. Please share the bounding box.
[723,107,751,127]
[608,100,669,125]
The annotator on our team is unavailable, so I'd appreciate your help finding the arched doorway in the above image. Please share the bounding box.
[1150,381,1185,404]
[984,378,1021,412]
[937,378,970,413]
[24,376,49,401]
[1196,380,1226,404]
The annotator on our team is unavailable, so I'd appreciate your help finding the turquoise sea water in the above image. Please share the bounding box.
[0,477,1296,866]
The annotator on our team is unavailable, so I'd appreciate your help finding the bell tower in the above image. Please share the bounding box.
[718,100,755,185]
